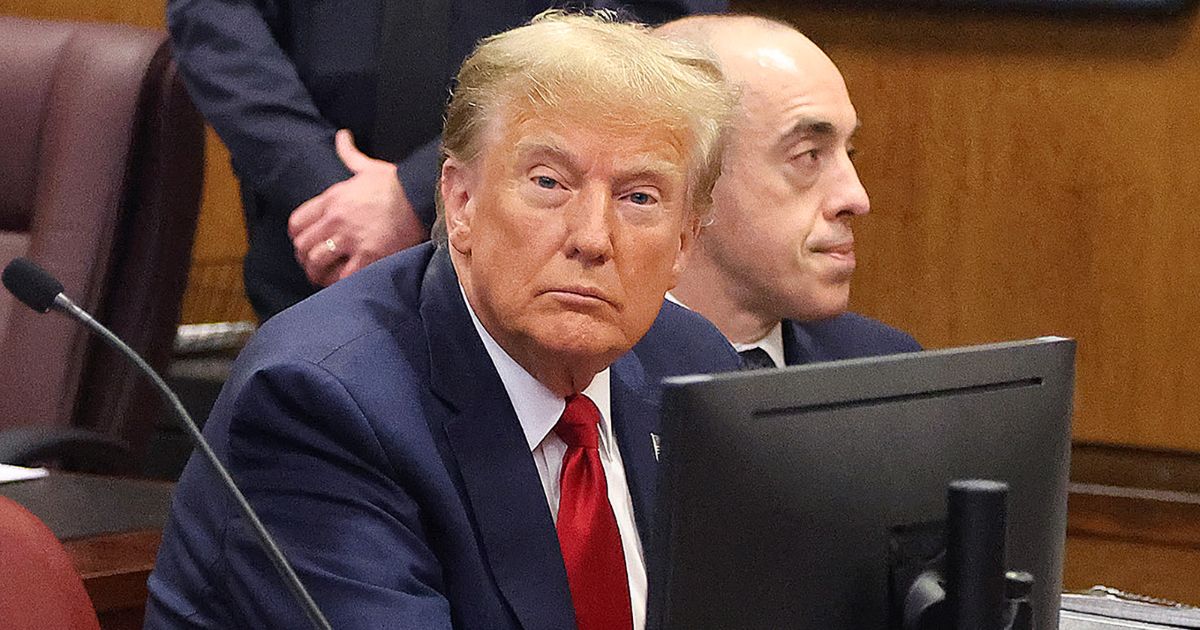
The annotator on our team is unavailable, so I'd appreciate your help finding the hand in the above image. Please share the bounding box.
[288,129,429,287]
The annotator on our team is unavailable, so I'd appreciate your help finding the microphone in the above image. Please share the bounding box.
[2,257,332,630]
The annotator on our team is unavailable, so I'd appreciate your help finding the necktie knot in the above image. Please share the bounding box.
[739,347,777,370]
[555,394,601,449]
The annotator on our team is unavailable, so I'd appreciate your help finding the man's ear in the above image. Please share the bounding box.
[440,157,476,254]
[671,213,704,278]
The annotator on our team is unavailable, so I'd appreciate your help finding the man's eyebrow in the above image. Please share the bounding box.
[614,159,684,187]
[780,118,863,144]
[514,139,579,170]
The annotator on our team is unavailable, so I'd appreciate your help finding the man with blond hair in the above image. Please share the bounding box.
[659,16,919,368]
[146,12,739,630]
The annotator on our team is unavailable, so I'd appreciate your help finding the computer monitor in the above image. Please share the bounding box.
[649,337,1075,630]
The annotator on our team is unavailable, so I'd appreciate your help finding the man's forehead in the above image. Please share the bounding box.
[512,132,682,159]
[498,110,690,173]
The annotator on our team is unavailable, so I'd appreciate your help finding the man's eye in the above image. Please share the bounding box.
[628,191,655,205]
[789,149,820,166]
[535,176,559,189]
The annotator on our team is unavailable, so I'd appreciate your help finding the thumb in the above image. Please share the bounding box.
[335,129,373,173]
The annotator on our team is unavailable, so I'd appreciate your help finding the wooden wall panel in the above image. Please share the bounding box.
[177,130,254,324]
[1,0,164,27]
[738,1,1200,451]
[1,0,254,324]
[1064,536,1200,605]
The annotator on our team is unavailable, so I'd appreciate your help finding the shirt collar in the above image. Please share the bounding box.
[461,285,613,452]
[731,321,785,369]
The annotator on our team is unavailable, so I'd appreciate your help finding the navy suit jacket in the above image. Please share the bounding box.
[146,243,740,629]
[782,313,921,365]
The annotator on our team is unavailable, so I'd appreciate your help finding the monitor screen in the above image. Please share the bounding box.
[650,337,1075,630]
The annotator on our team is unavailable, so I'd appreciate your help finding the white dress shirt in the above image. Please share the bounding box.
[731,321,784,369]
[463,290,648,630]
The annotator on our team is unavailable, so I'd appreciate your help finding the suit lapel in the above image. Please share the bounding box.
[610,352,661,565]
[782,318,817,366]
[421,248,575,630]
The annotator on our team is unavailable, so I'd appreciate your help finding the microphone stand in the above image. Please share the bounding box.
[54,294,334,630]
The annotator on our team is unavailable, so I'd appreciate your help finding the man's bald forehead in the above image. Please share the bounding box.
[657,13,850,115]
[655,14,813,52]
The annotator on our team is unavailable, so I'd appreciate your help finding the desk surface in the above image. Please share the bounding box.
[0,474,174,630]
[0,473,173,540]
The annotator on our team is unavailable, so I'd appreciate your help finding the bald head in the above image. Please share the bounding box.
[656,16,848,127]
[657,15,872,343]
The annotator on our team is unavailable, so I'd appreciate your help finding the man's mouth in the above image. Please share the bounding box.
[544,286,613,306]
[811,241,855,258]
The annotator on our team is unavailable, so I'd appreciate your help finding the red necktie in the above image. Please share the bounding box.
[555,394,633,630]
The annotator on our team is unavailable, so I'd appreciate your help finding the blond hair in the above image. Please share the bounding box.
[433,10,734,240]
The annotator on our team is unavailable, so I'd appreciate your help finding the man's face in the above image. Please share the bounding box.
[706,39,870,322]
[441,104,698,385]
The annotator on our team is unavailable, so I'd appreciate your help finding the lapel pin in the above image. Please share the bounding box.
[650,433,661,462]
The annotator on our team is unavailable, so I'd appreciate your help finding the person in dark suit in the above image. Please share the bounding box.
[167,0,727,320]
[658,16,920,368]
[146,13,739,629]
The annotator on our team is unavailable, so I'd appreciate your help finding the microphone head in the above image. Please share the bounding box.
[2,257,64,313]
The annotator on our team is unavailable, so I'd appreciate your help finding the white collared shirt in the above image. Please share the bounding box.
[463,289,647,630]
[665,292,785,368]
[731,321,784,369]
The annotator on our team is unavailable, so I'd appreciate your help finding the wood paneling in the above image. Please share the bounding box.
[1064,536,1200,606]
[179,129,255,324]
[1066,483,1200,605]
[1062,444,1200,602]
[1,0,164,27]
[1072,442,1200,492]
[737,1,1200,451]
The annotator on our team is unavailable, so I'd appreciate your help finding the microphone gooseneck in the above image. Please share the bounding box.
[1,257,333,630]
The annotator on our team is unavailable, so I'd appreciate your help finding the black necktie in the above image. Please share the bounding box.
[738,347,777,370]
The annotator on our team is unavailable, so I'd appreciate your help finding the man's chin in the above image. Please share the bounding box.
[779,288,850,323]
[541,335,626,362]
[530,319,630,360]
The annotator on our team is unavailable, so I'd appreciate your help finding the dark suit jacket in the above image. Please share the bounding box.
[145,243,740,629]
[782,312,921,365]
[167,0,727,318]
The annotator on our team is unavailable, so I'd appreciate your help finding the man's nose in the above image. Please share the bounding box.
[828,156,870,219]
[564,187,616,264]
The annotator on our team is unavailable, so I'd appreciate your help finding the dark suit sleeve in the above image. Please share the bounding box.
[796,313,922,363]
[395,138,442,228]
[844,313,922,355]
[634,301,742,381]
[167,0,352,216]
[216,361,452,629]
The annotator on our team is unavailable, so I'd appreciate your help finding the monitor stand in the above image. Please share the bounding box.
[893,480,1036,630]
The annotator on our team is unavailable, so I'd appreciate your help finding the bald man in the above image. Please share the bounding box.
[658,15,919,368]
